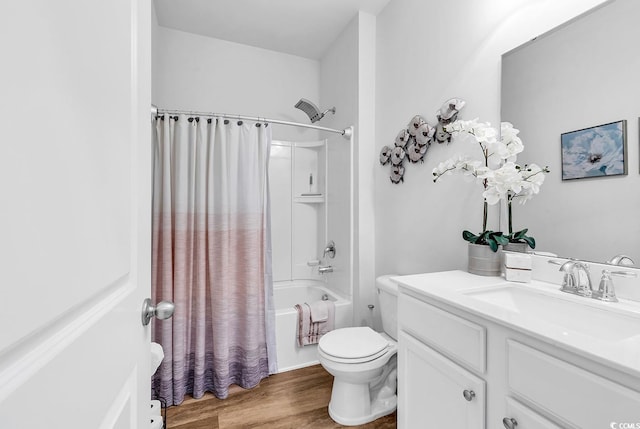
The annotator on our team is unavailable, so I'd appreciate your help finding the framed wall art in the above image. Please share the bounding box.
[560,120,627,180]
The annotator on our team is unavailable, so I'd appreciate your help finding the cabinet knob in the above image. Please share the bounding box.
[462,389,475,401]
[502,417,518,429]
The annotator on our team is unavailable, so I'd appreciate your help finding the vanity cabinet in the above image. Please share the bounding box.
[397,286,640,429]
[399,331,485,428]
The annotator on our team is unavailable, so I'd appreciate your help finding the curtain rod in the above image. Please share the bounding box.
[151,105,352,139]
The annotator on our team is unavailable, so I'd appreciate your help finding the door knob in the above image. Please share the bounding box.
[502,417,518,429]
[141,298,175,326]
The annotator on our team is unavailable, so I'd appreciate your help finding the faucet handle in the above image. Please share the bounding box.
[594,270,616,302]
[593,269,637,302]
[323,240,336,259]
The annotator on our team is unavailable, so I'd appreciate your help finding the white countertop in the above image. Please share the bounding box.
[393,270,640,377]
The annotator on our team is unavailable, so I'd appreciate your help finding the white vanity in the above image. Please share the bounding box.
[394,264,640,429]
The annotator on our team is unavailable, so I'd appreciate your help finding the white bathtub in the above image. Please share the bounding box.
[274,280,352,372]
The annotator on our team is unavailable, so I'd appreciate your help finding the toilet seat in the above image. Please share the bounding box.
[319,327,390,363]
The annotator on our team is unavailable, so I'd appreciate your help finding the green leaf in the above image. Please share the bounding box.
[513,228,528,240]
[494,234,509,246]
[462,230,478,242]
[487,238,499,252]
[524,236,536,249]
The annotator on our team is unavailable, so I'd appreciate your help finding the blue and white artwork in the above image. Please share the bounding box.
[561,120,627,180]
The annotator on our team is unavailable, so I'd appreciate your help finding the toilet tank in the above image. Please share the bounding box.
[376,275,399,341]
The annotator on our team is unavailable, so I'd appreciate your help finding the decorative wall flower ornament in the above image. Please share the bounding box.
[432,118,549,251]
[408,115,427,137]
[438,98,466,122]
[407,142,428,163]
[390,164,405,184]
[390,146,406,165]
[379,146,392,165]
[435,98,466,144]
[380,98,465,183]
[415,123,435,147]
[395,129,411,147]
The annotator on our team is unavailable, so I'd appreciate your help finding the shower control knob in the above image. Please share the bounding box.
[141,298,175,326]
[502,417,518,429]
[462,389,475,401]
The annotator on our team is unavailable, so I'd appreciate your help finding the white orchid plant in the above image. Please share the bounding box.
[432,119,549,252]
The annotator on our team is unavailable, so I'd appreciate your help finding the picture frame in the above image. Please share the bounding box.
[560,120,627,180]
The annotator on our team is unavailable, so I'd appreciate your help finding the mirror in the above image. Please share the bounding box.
[501,0,640,265]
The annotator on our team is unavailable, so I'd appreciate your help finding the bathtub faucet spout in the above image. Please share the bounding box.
[318,265,333,274]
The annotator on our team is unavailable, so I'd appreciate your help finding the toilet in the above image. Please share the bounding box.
[318,275,398,426]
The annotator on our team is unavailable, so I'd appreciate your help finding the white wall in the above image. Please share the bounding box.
[320,12,377,327]
[152,23,321,142]
[320,15,359,301]
[374,0,609,277]
[502,0,640,262]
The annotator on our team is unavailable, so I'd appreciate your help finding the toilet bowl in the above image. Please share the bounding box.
[317,275,399,426]
[318,326,397,425]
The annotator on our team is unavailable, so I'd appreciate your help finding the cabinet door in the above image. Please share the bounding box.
[398,331,485,429]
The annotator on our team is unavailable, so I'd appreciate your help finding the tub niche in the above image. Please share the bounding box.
[270,140,327,281]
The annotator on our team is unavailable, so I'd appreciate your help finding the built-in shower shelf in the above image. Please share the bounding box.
[294,194,325,204]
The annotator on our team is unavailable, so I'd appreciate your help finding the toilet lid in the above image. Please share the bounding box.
[319,327,389,360]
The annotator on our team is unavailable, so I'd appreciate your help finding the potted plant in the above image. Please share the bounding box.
[432,120,548,275]
[481,124,549,251]
[501,163,549,251]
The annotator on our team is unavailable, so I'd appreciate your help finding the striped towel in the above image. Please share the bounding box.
[294,301,335,346]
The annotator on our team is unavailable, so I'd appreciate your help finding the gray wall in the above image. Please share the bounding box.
[373,0,607,277]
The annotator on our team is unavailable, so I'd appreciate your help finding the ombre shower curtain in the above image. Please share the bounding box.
[151,114,277,404]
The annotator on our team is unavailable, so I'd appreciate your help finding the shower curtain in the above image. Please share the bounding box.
[151,114,277,404]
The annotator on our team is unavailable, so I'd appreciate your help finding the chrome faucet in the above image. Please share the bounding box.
[550,259,637,302]
[318,265,333,274]
[549,259,577,293]
[558,260,593,297]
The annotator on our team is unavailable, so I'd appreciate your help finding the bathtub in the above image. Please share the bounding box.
[274,280,352,372]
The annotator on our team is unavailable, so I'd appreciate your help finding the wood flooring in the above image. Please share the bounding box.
[165,364,397,428]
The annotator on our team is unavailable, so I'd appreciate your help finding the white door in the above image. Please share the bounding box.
[0,1,152,428]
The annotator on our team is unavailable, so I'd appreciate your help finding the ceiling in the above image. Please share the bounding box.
[153,0,391,60]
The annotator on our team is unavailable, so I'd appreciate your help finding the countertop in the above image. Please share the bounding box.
[393,270,640,377]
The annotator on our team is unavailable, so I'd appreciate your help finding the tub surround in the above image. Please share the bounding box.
[394,266,640,428]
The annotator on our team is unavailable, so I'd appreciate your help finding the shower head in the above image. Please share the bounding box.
[294,98,336,123]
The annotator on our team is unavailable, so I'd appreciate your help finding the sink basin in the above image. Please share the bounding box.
[464,284,640,342]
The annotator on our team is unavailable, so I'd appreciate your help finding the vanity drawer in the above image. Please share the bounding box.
[504,397,562,429]
[399,293,486,373]
[507,340,640,428]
